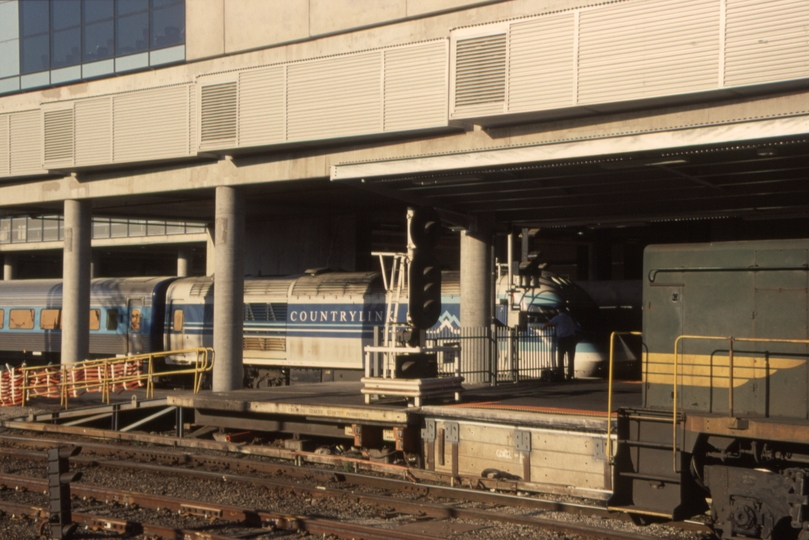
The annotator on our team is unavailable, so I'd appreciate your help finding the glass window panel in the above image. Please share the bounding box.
[147,220,165,236]
[128,219,146,236]
[11,216,26,243]
[89,309,100,330]
[0,75,21,94]
[83,0,113,23]
[110,219,128,237]
[118,0,148,16]
[43,217,60,241]
[21,0,49,37]
[0,218,10,243]
[116,11,148,55]
[21,33,49,73]
[84,19,114,61]
[166,221,185,235]
[52,27,81,68]
[27,217,42,242]
[152,0,181,8]
[172,309,183,331]
[9,309,35,329]
[130,308,141,331]
[151,3,183,49]
[92,218,110,239]
[53,0,81,31]
[0,39,20,78]
[0,309,4,329]
[40,309,61,330]
[0,1,20,42]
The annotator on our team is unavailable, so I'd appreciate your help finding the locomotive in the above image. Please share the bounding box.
[0,268,611,384]
[610,238,809,540]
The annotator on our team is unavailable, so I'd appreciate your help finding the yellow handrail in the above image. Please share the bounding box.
[13,347,214,409]
[606,331,641,464]
[672,335,809,470]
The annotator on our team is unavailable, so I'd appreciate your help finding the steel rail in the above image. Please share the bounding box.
[0,472,689,540]
[0,439,610,518]
[0,428,608,501]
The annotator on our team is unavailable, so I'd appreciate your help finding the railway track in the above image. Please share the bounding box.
[0,432,713,540]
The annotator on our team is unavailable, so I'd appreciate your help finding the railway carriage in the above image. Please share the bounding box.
[0,277,176,363]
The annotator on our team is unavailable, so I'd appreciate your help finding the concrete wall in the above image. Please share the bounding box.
[185,0,544,61]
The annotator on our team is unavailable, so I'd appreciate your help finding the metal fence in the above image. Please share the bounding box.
[426,324,556,385]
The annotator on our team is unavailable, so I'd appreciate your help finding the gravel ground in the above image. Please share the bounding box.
[0,439,713,540]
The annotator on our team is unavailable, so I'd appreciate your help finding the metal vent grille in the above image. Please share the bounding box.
[725,0,809,87]
[454,34,507,108]
[189,281,214,297]
[508,13,576,112]
[383,41,448,132]
[10,110,43,176]
[0,115,8,176]
[291,273,383,298]
[44,109,74,165]
[75,98,111,166]
[244,337,286,352]
[200,82,238,144]
[244,303,288,322]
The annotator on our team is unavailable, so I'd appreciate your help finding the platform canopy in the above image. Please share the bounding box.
[331,114,809,229]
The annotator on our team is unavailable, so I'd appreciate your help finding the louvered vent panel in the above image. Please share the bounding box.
[0,115,8,176]
[244,278,295,299]
[725,0,809,87]
[509,13,576,112]
[9,110,43,176]
[113,85,191,163]
[291,273,383,298]
[287,52,382,141]
[453,33,506,115]
[75,98,111,166]
[239,66,285,147]
[190,280,214,297]
[578,0,720,105]
[188,85,197,155]
[384,41,448,132]
[43,108,74,167]
[244,303,288,322]
[200,81,238,147]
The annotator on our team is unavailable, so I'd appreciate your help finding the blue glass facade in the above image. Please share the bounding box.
[0,0,185,95]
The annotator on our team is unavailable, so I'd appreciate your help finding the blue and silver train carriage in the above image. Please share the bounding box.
[0,277,176,363]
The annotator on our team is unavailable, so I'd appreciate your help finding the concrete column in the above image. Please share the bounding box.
[3,254,17,281]
[177,248,191,277]
[205,224,215,276]
[213,186,245,391]
[460,215,493,383]
[90,253,100,278]
[62,200,92,365]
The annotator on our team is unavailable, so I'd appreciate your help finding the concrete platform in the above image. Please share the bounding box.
[166,378,641,496]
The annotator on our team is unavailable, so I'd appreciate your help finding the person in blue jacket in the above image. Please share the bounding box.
[544,307,581,380]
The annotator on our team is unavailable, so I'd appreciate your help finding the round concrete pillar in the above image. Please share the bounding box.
[90,253,100,278]
[3,254,17,281]
[460,215,493,383]
[213,186,245,391]
[62,199,92,364]
[177,248,191,277]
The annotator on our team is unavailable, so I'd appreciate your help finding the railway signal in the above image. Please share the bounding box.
[408,207,442,330]
[47,446,83,540]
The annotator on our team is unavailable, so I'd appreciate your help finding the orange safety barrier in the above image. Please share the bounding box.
[0,366,24,406]
[0,347,213,409]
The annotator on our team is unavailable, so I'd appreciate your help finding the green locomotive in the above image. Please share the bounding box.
[610,239,809,540]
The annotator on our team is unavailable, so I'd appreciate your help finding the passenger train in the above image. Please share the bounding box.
[0,267,612,384]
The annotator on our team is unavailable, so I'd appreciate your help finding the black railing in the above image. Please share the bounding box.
[426,324,556,385]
